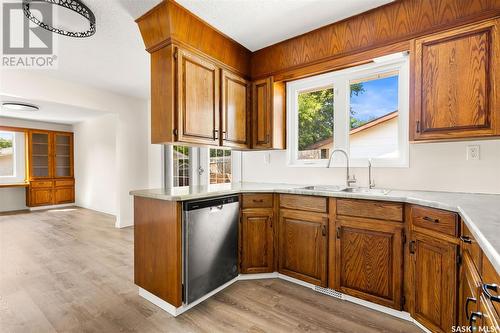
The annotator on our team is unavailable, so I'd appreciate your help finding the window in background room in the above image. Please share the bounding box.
[209,148,231,184]
[173,145,190,187]
[287,53,409,167]
[0,131,15,177]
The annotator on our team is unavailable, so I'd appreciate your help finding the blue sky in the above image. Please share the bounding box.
[0,133,13,141]
[350,75,398,122]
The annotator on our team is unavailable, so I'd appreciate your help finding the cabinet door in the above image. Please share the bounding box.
[29,131,53,179]
[176,48,220,145]
[54,187,74,204]
[333,218,403,309]
[412,19,499,140]
[221,70,249,149]
[240,210,274,274]
[458,253,481,328]
[30,188,53,206]
[279,210,327,286]
[252,78,273,149]
[410,232,458,333]
[54,133,73,178]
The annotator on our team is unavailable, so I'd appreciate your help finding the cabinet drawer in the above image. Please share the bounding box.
[336,199,403,222]
[482,255,500,318]
[31,181,53,188]
[55,179,74,187]
[411,205,458,237]
[242,194,273,209]
[280,194,327,213]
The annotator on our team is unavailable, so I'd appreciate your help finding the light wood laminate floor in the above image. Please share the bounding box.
[0,207,422,333]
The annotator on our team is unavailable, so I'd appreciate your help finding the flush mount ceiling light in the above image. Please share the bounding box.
[1,102,40,112]
[23,0,96,38]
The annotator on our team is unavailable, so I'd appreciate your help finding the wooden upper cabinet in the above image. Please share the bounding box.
[176,48,220,145]
[333,218,403,310]
[54,132,74,178]
[252,77,286,150]
[279,209,327,287]
[240,210,274,274]
[410,232,458,333]
[221,70,250,148]
[29,130,53,179]
[412,19,499,141]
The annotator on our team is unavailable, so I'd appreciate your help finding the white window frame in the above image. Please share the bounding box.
[286,55,409,168]
[0,130,26,184]
[164,146,241,188]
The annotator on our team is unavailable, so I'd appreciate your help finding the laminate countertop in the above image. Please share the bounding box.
[130,182,500,274]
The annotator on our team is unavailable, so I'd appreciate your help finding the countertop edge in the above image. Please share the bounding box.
[130,187,500,274]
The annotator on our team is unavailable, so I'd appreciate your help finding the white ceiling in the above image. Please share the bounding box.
[0,96,108,124]
[176,0,393,51]
[1,0,393,105]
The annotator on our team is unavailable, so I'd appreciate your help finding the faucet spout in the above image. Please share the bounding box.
[327,149,356,188]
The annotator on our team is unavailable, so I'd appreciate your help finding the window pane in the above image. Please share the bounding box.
[210,148,231,184]
[298,87,334,160]
[173,145,190,187]
[0,132,14,177]
[349,73,399,159]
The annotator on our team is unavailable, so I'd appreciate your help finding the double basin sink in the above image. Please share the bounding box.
[298,185,391,195]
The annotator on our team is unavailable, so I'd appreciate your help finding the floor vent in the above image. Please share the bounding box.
[314,286,343,299]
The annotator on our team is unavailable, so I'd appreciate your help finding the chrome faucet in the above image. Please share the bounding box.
[368,159,375,189]
[327,149,356,187]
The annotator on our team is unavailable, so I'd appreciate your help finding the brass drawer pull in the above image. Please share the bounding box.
[252,199,264,203]
[423,216,439,223]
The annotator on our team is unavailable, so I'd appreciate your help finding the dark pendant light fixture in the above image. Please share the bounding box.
[23,0,96,38]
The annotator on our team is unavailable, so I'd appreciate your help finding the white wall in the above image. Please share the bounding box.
[242,139,500,194]
[0,117,72,212]
[73,114,118,215]
[1,71,151,226]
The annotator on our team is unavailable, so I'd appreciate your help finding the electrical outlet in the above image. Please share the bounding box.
[467,145,480,161]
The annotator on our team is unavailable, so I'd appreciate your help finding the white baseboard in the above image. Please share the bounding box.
[139,272,424,329]
[29,203,75,211]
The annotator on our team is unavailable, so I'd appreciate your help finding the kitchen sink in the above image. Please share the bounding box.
[341,187,391,195]
[299,185,346,192]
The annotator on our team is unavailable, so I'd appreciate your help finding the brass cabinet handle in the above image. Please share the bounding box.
[460,236,473,244]
[482,284,500,303]
[423,216,439,223]
[336,227,341,239]
[465,297,476,320]
[322,225,327,237]
[252,199,264,203]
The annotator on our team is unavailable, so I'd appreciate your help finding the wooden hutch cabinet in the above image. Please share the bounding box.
[27,130,75,207]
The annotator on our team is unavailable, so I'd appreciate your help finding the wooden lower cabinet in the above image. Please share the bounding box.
[332,218,403,309]
[54,187,75,204]
[410,231,458,333]
[240,209,274,273]
[459,252,481,328]
[278,209,327,287]
[30,188,53,206]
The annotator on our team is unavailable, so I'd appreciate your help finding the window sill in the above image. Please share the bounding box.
[0,182,29,188]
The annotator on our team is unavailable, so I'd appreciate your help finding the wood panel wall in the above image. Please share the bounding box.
[251,0,500,79]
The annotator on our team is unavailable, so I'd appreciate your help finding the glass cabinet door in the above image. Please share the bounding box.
[30,132,51,178]
[54,133,72,177]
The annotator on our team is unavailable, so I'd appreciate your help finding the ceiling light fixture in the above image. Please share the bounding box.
[2,102,40,112]
[23,0,96,38]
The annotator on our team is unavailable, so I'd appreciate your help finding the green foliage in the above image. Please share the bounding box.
[0,138,13,149]
[298,83,365,150]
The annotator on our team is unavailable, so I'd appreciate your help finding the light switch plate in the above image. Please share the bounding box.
[467,145,480,160]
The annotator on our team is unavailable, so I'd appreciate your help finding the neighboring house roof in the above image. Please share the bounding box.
[304,111,398,150]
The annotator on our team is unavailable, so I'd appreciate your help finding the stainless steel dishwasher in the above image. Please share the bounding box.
[182,195,239,304]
